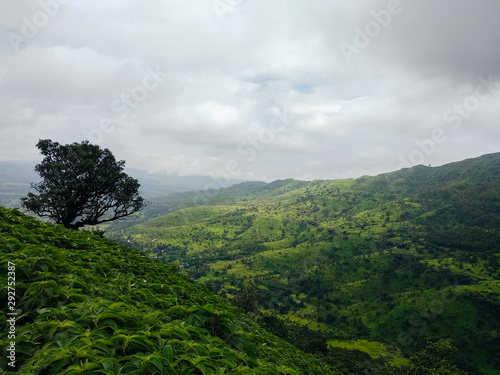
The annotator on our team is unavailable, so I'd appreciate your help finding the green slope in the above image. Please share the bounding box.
[108,153,500,374]
[0,207,340,374]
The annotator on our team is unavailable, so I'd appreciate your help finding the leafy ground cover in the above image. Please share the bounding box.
[0,207,340,374]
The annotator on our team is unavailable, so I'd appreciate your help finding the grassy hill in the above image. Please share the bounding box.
[107,153,500,374]
[0,206,342,374]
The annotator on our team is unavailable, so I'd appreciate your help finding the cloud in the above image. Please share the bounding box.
[1,0,499,181]
[353,0,500,81]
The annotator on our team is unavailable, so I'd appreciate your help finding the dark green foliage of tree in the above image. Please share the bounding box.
[235,284,258,313]
[21,139,144,230]
[258,313,329,356]
[324,347,394,375]
[401,341,467,375]
[258,314,397,374]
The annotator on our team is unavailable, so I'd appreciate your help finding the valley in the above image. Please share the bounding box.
[106,153,500,374]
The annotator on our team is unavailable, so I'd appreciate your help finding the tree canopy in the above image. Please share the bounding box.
[403,340,467,375]
[21,139,144,230]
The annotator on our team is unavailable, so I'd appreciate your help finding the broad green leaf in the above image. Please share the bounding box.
[102,360,115,370]
[98,312,126,324]
[163,345,173,363]
[150,357,164,372]
[109,302,127,309]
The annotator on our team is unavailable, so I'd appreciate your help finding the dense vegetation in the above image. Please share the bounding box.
[106,152,500,375]
[0,207,340,374]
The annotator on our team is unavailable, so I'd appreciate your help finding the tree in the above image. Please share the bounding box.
[402,340,467,375]
[235,284,258,314]
[21,139,144,230]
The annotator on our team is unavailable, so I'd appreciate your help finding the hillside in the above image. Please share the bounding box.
[107,152,500,374]
[0,207,340,374]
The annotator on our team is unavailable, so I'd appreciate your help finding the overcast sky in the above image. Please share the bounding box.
[1,0,499,182]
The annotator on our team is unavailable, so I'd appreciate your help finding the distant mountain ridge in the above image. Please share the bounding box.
[0,161,40,207]
[0,161,244,207]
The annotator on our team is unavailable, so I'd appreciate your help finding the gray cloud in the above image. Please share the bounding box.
[1,0,499,181]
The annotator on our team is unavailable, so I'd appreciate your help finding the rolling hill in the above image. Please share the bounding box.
[107,152,500,374]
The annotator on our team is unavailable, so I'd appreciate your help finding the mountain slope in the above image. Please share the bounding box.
[0,207,339,374]
[108,152,500,374]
